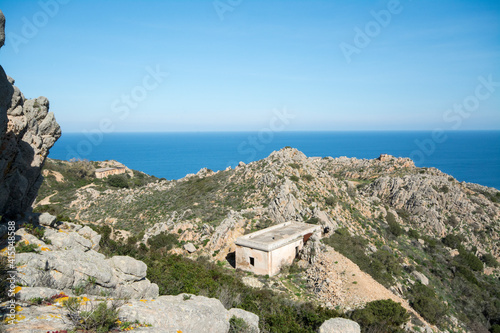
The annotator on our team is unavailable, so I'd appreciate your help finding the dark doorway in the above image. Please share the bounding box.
[226,251,236,268]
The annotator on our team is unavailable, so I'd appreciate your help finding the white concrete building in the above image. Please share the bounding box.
[235,222,321,276]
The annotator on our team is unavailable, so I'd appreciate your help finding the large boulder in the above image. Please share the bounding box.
[118,294,230,333]
[38,212,57,227]
[0,10,61,219]
[319,318,361,333]
[299,232,323,264]
[15,248,158,299]
[228,308,260,332]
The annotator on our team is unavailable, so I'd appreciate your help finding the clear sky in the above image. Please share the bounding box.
[0,0,499,132]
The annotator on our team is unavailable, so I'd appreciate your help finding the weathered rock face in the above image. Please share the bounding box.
[14,220,158,299]
[318,318,361,333]
[0,10,5,48]
[0,10,61,218]
[118,295,231,333]
[5,292,260,333]
[299,233,323,264]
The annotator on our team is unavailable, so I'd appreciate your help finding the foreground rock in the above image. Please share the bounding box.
[3,293,260,333]
[119,295,231,332]
[318,318,360,333]
[0,9,61,219]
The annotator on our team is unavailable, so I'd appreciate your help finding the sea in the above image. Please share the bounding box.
[47,131,500,190]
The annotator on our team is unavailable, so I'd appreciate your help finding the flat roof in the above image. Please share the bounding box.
[235,222,321,252]
[95,167,125,172]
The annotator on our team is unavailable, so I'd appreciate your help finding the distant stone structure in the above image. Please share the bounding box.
[378,153,392,161]
[95,167,126,179]
[235,222,321,276]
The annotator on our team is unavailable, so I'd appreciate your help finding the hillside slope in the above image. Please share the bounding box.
[35,148,500,332]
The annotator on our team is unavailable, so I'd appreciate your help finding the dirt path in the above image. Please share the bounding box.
[34,191,58,207]
[307,246,435,330]
[42,169,65,182]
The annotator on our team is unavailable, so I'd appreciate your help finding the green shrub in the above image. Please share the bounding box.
[63,297,120,332]
[325,196,337,207]
[68,159,96,179]
[458,250,484,272]
[456,265,479,285]
[107,174,129,188]
[322,228,400,287]
[229,316,254,333]
[24,224,45,239]
[409,283,447,324]
[481,253,499,268]
[16,242,39,253]
[302,174,314,182]
[289,163,300,169]
[386,212,403,237]
[147,232,178,251]
[407,229,420,239]
[290,175,299,182]
[306,217,320,224]
[491,324,500,333]
[446,215,459,227]
[442,234,463,249]
[351,299,410,332]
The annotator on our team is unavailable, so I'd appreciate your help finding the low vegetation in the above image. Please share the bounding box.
[92,225,341,333]
[350,299,409,333]
[322,228,402,287]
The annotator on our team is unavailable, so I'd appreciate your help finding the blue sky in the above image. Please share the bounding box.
[0,0,499,132]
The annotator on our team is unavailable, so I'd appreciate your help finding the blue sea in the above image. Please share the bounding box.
[48,131,500,190]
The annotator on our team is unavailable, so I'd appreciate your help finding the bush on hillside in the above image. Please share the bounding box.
[481,253,499,268]
[351,299,409,332]
[68,159,95,180]
[409,283,447,324]
[107,174,129,188]
[322,228,401,287]
[386,212,403,237]
[147,232,178,251]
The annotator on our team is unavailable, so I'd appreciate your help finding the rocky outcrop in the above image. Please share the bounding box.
[3,293,260,333]
[318,318,361,333]
[117,294,259,333]
[268,179,303,223]
[299,233,324,264]
[14,220,158,299]
[0,10,61,218]
[209,210,246,260]
[0,10,5,49]
[228,308,260,332]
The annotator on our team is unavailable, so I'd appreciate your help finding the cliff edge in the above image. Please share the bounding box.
[0,10,61,219]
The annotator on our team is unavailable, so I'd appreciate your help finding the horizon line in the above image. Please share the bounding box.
[60,129,500,134]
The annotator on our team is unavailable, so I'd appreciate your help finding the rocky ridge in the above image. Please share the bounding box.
[60,148,499,261]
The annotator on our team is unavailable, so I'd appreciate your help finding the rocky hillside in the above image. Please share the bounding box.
[38,149,499,260]
[34,148,500,332]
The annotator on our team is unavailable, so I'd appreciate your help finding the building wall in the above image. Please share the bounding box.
[269,238,303,276]
[95,168,126,179]
[236,238,306,276]
[235,245,270,275]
